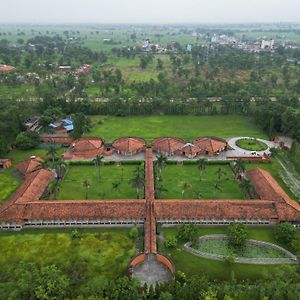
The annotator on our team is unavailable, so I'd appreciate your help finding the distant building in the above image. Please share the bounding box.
[59,66,71,73]
[49,118,74,134]
[0,159,12,169]
[261,39,275,50]
[0,65,16,72]
[186,44,192,52]
[24,116,41,132]
[75,64,91,76]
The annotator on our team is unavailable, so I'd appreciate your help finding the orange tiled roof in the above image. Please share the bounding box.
[180,143,201,156]
[193,137,227,153]
[16,157,44,175]
[112,137,145,153]
[0,65,15,71]
[154,200,279,220]
[152,137,185,154]
[72,137,103,152]
[0,200,146,223]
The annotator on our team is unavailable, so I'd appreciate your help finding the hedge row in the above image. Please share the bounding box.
[166,160,231,166]
[68,160,144,166]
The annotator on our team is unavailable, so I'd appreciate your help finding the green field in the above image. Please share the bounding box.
[0,169,21,204]
[236,138,268,151]
[87,115,267,142]
[57,165,142,200]
[159,226,298,281]
[0,227,135,280]
[160,164,245,199]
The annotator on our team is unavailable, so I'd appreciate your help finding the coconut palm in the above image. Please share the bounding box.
[54,159,67,180]
[214,182,223,192]
[234,159,246,177]
[131,166,145,199]
[48,180,58,200]
[155,178,168,198]
[155,154,168,180]
[240,179,252,195]
[94,154,104,182]
[197,158,207,181]
[193,191,203,200]
[111,181,121,193]
[83,180,90,200]
[216,167,226,181]
[180,181,192,199]
[47,144,58,163]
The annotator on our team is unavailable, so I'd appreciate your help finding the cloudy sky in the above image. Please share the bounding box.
[1,0,300,23]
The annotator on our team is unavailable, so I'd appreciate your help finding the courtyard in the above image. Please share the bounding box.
[159,164,245,200]
[57,164,144,200]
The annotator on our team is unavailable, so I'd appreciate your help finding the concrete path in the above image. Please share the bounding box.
[227,137,277,156]
[132,254,173,286]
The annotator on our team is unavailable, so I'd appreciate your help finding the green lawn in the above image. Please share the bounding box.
[160,165,245,199]
[236,138,268,151]
[57,165,142,200]
[159,226,297,281]
[87,115,267,142]
[0,169,21,204]
[195,239,288,258]
[0,228,135,280]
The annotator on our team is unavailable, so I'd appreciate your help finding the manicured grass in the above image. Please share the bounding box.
[7,146,65,166]
[0,169,21,204]
[87,115,267,142]
[236,138,268,151]
[57,165,142,200]
[160,165,245,199]
[0,228,135,279]
[0,84,36,99]
[194,238,288,258]
[159,226,296,281]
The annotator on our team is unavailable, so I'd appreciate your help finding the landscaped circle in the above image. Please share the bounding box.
[235,138,268,152]
[185,235,297,264]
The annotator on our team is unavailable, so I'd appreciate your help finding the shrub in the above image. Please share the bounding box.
[129,227,138,239]
[15,131,39,150]
[164,236,177,248]
[274,222,296,245]
[177,224,198,242]
[227,223,248,250]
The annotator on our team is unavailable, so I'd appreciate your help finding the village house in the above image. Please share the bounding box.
[0,64,16,72]
[24,116,41,132]
[152,137,186,156]
[49,118,74,134]
[112,137,146,156]
[16,156,44,176]
[193,137,227,156]
[0,159,12,169]
[63,137,105,160]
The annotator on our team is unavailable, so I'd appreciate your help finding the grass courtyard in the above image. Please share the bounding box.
[0,169,21,204]
[87,115,267,142]
[159,226,299,281]
[57,164,143,200]
[236,138,268,151]
[159,164,245,200]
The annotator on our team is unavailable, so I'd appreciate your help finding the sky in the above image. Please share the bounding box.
[1,0,300,24]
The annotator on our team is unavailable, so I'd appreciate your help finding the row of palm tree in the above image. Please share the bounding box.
[130,165,145,199]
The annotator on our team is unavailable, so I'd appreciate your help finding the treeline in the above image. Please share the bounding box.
[1,262,300,300]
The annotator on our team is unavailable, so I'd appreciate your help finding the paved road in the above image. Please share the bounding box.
[227,137,278,156]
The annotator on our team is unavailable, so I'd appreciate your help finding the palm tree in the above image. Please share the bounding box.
[111,181,121,193]
[93,154,104,182]
[193,191,203,200]
[180,181,192,199]
[197,158,207,181]
[54,159,67,180]
[83,180,90,200]
[131,166,145,199]
[48,180,58,200]
[234,159,246,177]
[240,179,252,195]
[216,167,226,181]
[155,154,168,180]
[214,182,222,192]
[155,178,168,198]
[47,144,58,163]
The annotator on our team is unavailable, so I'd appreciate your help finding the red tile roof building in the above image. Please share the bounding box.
[193,137,227,156]
[152,137,185,156]
[112,137,146,155]
[16,157,44,176]
[0,159,12,169]
[0,65,16,72]
[63,137,104,160]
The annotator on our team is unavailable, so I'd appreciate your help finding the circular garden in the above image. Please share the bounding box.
[235,138,268,151]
